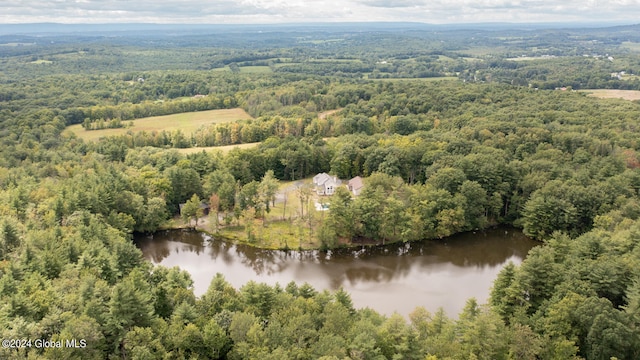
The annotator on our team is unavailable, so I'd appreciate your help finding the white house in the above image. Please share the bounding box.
[313,173,342,196]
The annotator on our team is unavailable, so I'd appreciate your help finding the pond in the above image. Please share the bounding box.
[135,228,537,317]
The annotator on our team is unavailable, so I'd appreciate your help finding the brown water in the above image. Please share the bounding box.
[135,228,537,317]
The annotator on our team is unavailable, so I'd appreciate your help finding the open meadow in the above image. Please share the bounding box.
[188,177,331,249]
[212,65,273,73]
[175,142,261,154]
[65,108,252,141]
[582,89,640,101]
[366,76,458,81]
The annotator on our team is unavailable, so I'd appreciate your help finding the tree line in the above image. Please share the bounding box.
[2,38,640,357]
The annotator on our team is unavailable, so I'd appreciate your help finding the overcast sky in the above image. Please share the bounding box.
[1,0,640,25]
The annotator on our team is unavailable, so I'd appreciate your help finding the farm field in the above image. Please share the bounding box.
[175,142,261,154]
[582,89,640,101]
[30,59,53,64]
[366,76,458,81]
[65,108,252,141]
[212,65,273,73]
[506,55,557,61]
[621,41,640,52]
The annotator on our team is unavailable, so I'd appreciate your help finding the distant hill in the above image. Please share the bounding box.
[1,21,638,36]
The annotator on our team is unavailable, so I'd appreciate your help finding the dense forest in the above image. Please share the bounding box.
[1,23,640,359]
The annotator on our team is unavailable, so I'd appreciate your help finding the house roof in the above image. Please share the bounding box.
[348,176,364,190]
[324,177,341,186]
[313,172,332,185]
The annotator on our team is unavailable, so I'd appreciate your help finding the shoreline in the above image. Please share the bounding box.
[156,219,532,251]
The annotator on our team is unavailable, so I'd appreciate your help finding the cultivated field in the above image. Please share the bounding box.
[65,108,252,141]
[506,56,557,61]
[367,76,458,82]
[212,66,273,73]
[175,142,261,154]
[621,41,640,52]
[583,89,640,101]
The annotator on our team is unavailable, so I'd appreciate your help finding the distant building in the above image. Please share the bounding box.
[347,176,364,196]
[313,173,341,196]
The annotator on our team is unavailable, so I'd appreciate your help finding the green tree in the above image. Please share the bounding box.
[203,169,236,212]
[459,180,489,229]
[0,219,20,259]
[507,324,542,360]
[353,186,385,240]
[426,167,467,194]
[107,270,156,356]
[522,184,579,239]
[325,186,354,240]
[515,246,562,313]
[380,195,409,243]
[259,169,279,225]
[457,299,508,360]
[490,262,521,322]
[122,326,168,360]
[203,318,232,359]
[181,194,203,228]
[137,197,168,232]
[165,166,203,212]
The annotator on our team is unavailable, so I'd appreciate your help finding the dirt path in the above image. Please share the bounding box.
[318,108,343,120]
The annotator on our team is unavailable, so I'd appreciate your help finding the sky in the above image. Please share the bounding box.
[1,0,640,25]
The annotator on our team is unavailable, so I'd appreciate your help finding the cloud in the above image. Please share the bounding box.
[0,0,280,23]
[356,0,427,8]
[0,0,639,24]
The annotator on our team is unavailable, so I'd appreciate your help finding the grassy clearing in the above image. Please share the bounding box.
[30,59,53,64]
[65,108,252,142]
[211,66,273,73]
[298,39,345,45]
[367,76,458,82]
[175,142,261,155]
[582,89,640,101]
[0,42,35,47]
[216,219,319,250]
[318,109,342,120]
[190,177,333,249]
[506,56,557,61]
[621,42,640,52]
[309,58,361,63]
[437,55,456,61]
[456,46,507,57]
[272,62,299,68]
[239,66,273,73]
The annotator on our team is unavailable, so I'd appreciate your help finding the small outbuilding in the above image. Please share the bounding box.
[347,176,364,196]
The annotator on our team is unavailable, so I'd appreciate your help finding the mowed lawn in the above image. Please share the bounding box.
[65,108,252,141]
[583,89,640,101]
[213,177,328,249]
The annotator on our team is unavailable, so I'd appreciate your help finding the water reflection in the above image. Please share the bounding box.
[135,228,537,317]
